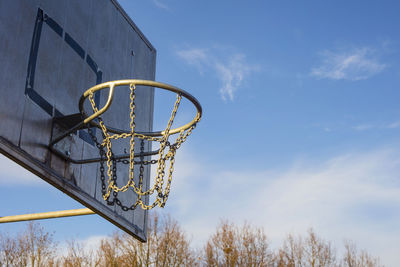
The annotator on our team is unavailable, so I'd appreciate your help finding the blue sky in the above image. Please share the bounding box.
[2,0,400,266]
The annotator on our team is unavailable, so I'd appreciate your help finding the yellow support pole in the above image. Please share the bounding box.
[0,208,95,223]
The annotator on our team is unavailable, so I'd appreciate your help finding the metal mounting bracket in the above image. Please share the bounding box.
[49,114,157,164]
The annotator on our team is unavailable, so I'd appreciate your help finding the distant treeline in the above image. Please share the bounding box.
[0,214,382,267]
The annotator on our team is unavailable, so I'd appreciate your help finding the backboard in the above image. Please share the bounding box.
[0,0,155,242]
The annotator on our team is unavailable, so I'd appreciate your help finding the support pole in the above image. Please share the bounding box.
[0,208,95,223]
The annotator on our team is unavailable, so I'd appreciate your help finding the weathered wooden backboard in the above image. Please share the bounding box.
[0,0,156,242]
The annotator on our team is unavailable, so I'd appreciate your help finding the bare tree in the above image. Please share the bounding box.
[342,240,383,267]
[151,215,197,266]
[275,233,303,267]
[25,222,57,266]
[0,232,18,266]
[61,239,97,267]
[237,222,272,266]
[303,229,337,267]
[95,232,124,267]
[116,213,197,267]
[205,221,240,267]
[204,220,273,267]
[77,212,197,267]
[0,222,57,267]
[276,228,337,267]
[114,213,159,266]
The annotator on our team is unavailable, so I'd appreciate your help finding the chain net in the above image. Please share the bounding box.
[86,83,199,210]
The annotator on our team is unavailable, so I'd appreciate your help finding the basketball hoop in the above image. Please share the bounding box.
[50,80,202,210]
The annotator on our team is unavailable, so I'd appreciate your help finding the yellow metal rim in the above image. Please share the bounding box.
[79,79,202,137]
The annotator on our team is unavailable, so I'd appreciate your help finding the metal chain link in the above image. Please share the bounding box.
[86,84,197,211]
[87,124,145,211]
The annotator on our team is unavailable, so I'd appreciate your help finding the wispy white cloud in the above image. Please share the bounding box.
[352,124,374,131]
[166,147,400,266]
[311,47,386,81]
[214,54,253,101]
[387,121,400,129]
[152,0,170,10]
[351,120,400,131]
[176,48,208,73]
[176,47,258,101]
[0,154,43,185]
